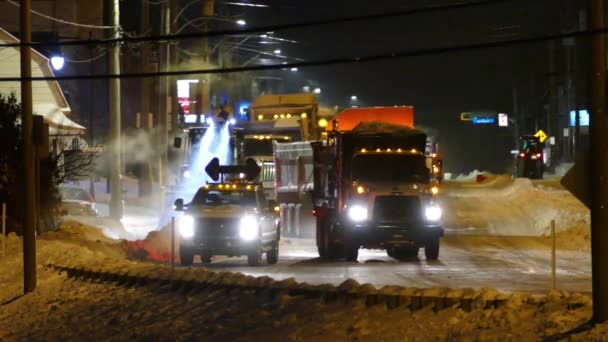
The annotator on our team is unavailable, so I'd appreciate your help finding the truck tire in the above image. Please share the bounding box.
[180,247,195,266]
[267,241,279,265]
[388,247,418,260]
[345,245,359,262]
[425,238,440,260]
[248,248,262,266]
[201,254,212,264]
[317,219,329,258]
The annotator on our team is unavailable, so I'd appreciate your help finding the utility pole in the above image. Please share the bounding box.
[158,1,171,197]
[20,0,36,293]
[109,0,123,219]
[590,0,608,324]
[200,0,214,114]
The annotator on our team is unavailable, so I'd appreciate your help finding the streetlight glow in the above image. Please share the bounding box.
[50,56,65,71]
[235,19,247,26]
[351,95,358,100]
[273,49,282,55]
[290,67,298,72]
[313,88,322,94]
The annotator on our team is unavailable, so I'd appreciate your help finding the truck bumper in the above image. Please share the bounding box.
[342,222,444,249]
[180,237,261,257]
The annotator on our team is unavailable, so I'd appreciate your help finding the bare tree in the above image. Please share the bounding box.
[51,138,102,184]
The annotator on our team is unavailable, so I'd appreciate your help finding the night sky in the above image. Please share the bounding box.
[224,0,583,174]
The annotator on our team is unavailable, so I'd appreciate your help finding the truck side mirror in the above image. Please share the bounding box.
[174,198,184,211]
[174,137,182,149]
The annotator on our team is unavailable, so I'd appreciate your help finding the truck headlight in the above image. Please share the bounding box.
[425,205,442,221]
[348,205,368,222]
[179,215,195,238]
[239,215,259,241]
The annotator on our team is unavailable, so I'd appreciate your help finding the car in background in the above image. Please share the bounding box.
[58,186,99,217]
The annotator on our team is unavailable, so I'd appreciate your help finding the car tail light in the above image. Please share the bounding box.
[519,153,526,158]
[536,153,542,159]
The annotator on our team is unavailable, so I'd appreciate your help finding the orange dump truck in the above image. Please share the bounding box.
[275,106,444,260]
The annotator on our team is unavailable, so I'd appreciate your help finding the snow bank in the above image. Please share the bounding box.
[0,217,600,341]
[453,169,486,181]
[444,177,590,238]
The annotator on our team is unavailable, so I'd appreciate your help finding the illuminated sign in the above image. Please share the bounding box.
[177,79,199,114]
[498,113,509,127]
[569,110,590,127]
[472,117,495,124]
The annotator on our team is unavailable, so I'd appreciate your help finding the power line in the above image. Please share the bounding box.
[0,0,513,48]
[5,0,118,30]
[0,26,602,82]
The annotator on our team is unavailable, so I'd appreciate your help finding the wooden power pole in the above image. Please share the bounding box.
[20,0,37,293]
[590,0,608,324]
[109,0,123,219]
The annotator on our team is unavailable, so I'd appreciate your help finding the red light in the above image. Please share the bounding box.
[519,153,526,158]
[536,153,542,158]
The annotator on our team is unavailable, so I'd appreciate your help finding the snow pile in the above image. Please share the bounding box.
[126,221,177,263]
[452,170,490,182]
[444,177,590,239]
[0,220,601,340]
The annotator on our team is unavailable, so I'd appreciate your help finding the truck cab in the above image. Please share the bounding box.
[312,107,444,261]
[339,148,443,260]
[175,184,279,266]
[174,158,281,266]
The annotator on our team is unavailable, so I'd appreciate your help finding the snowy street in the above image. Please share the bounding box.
[197,234,591,294]
[0,173,598,340]
[127,173,592,294]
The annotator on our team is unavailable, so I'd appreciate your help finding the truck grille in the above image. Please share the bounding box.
[195,218,240,239]
[261,162,275,183]
[373,196,421,222]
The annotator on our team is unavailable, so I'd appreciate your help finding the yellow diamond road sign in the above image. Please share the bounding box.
[534,129,548,143]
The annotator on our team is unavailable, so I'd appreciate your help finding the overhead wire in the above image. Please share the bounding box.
[64,51,108,64]
[0,26,604,82]
[5,0,118,30]
[0,0,516,47]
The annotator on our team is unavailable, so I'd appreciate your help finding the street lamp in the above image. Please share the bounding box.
[50,55,65,71]
[351,95,358,101]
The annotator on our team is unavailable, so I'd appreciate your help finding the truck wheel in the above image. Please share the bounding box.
[388,247,418,260]
[201,254,212,264]
[180,247,195,266]
[345,245,359,262]
[317,219,329,259]
[248,248,262,266]
[267,241,279,265]
[425,238,440,260]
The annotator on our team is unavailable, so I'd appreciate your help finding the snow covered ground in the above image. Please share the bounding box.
[0,173,598,340]
[0,222,603,340]
[442,175,589,239]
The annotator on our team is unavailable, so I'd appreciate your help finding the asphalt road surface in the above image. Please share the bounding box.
[194,235,590,294]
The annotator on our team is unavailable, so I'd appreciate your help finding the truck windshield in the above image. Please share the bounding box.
[351,154,430,183]
[519,138,541,152]
[243,139,274,156]
[190,189,257,207]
